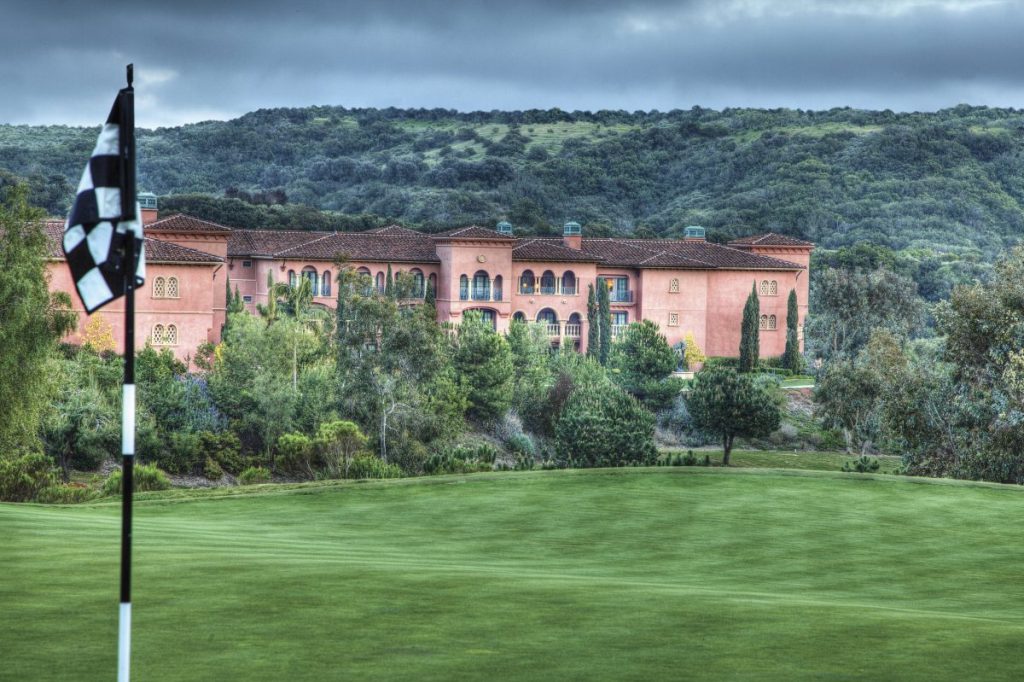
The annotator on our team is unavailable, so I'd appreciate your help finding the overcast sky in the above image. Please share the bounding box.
[3,0,1023,127]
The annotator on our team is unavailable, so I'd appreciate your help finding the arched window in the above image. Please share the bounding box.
[519,270,535,294]
[561,271,577,295]
[357,267,371,277]
[460,274,469,301]
[376,272,385,294]
[467,308,497,329]
[410,268,425,298]
[769,315,777,330]
[472,270,490,301]
[540,270,556,295]
[153,277,166,299]
[321,270,332,297]
[760,280,769,296]
[669,278,680,293]
[566,312,582,337]
[166,325,178,345]
[759,314,768,330]
[512,311,526,323]
[289,270,297,288]
[302,267,318,296]
[537,308,559,335]
[493,275,503,302]
[152,324,165,344]
[769,280,778,296]
[167,276,179,298]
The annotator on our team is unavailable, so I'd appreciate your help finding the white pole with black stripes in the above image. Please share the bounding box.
[117,63,137,682]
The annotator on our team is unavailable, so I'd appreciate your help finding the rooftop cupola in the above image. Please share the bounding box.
[563,221,582,250]
[684,225,705,242]
[496,220,513,236]
[139,191,158,225]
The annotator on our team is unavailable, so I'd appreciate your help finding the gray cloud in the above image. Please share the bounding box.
[2,0,1023,126]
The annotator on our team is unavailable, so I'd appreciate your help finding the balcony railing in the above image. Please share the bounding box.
[561,285,577,296]
[609,290,634,303]
[545,323,561,336]
[471,287,491,301]
[564,323,581,337]
[611,324,627,338]
[540,285,557,295]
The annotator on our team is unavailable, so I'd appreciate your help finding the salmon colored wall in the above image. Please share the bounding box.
[637,270,710,352]
[437,242,514,331]
[48,260,218,365]
[150,231,228,343]
[703,270,803,358]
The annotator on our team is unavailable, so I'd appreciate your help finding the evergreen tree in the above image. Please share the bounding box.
[597,280,612,366]
[586,283,599,358]
[782,289,803,372]
[0,184,76,455]
[384,264,394,299]
[424,279,436,309]
[454,311,514,421]
[687,366,781,465]
[609,320,684,410]
[739,282,760,372]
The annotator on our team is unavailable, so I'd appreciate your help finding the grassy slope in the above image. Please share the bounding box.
[3,469,1024,681]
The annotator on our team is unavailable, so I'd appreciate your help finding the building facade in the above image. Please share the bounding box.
[46,209,813,362]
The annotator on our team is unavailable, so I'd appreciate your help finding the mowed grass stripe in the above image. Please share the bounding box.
[3,469,1024,681]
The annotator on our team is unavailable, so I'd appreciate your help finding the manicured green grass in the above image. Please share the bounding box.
[4,469,1024,681]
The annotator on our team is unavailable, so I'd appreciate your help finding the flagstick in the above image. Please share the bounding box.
[118,63,137,682]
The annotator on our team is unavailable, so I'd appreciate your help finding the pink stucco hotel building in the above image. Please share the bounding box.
[46,197,813,362]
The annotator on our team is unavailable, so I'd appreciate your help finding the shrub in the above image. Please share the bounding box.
[554,382,657,468]
[0,454,60,502]
[199,431,243,474]
[683,450,699,466]
[238,466,271,485]
[102,463,171,496]
[842,456,881,473]
[203,457,224,481]
[36,484,98,504]
[505,433,535,459]
[348,456,402,480]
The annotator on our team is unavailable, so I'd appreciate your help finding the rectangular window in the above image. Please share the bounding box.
[243,295,253,303]
[242,260,253,268]
[668,312,679,327]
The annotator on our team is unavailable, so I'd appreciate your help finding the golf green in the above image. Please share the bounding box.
[3,469,1023,681]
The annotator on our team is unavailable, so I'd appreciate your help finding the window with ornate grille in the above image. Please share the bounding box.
[166,325,178,345]
[669,278,679,293]
[769,315,777,330]
[760,280,769,296]
[769,280,778,296]
[153,277,166,298]
[668,312,679,327]
[759,315,768,330]
[152,324,165,344]
[167,277,179,298]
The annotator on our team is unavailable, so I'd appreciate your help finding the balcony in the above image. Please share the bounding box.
[471,287,491,301]
[611,324,627,339]
[608,290,634,303]
[564,323,581,337]
[545,323,561,336]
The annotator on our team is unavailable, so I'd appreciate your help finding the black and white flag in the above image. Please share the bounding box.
[63,93,144,313]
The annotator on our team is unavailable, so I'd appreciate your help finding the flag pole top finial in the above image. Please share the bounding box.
[126,64,133,87]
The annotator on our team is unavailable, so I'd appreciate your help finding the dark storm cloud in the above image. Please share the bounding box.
[3,1,1023,126]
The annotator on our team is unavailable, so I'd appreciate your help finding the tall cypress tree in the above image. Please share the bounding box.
[598,280,612,366]
[739,282,760,373]
[384,264,394,299]
[782,288,803,372]
[424,279,436,309]
[586,283,599,357]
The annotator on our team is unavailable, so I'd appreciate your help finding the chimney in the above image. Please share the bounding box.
[684,225,706,242]
[563,221,582,250]
[139,191,159,226]
[496,220,513,236]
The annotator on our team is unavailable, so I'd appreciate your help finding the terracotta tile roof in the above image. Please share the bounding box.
[228,229,331,258]
[512,238,603,263]
[579,238,804,270]
[43,221,222,264]
[278,232,441,263]
[365,225,423,236]
[145,214,234,234]
[431,225,514,241]
[728,232,814,248]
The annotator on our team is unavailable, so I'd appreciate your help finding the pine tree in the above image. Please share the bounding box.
[586,283,599,357]
[424,280,436,309]
[739,282,760,373]
[782,288,803,372]
[384,264,394,299]
[597,280,611,365]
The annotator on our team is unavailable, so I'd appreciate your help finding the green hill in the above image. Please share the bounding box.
[4,105,1024,260]
[4,469,1024,681]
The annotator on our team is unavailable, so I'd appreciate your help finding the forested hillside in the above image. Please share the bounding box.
[4,105,1024,260]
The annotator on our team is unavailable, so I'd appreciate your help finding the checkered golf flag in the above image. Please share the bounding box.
[63,93,144,313]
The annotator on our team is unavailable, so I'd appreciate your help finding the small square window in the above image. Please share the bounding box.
[243,295,253,303]
[668,312,679,327]
[242,260,253,268]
